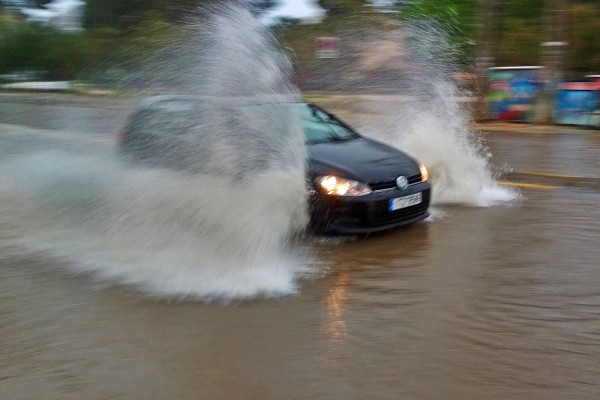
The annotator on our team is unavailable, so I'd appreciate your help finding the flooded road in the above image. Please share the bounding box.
[1,93,599,399]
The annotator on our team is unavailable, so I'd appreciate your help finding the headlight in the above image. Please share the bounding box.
[419,163,429,182]
[316,175,372,196]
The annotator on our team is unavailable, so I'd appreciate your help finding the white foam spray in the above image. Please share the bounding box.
[0,3,312,301]
[1,152,308,300]
[390,80,518,207]
[361,24,520,207]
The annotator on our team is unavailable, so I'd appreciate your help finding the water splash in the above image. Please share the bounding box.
[365,23,520,206]
[2,151,309,300]
[391,80,517,207]
[0,3,312,301]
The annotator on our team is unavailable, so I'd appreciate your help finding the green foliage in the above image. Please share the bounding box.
[400,0,477,64]
[567,4,600,74]
[84,0,214,30]
[0,23,89,79]
[493,0,544,66]
[318,0,367,14]
[498,0,544,20]
[494,16,542,66]
[0,11,176,80]
[401,0,600,75]
[402,0,476,32]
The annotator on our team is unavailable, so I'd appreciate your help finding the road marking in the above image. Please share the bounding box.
[499,182,600,195]
[502,172,600,191]
[508,171,588,180]
[498,181,561,190]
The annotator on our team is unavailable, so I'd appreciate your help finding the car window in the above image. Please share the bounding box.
[131,100,359,144]
[233,103,359,144]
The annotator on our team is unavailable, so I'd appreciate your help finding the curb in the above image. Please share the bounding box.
[0,81,116,96]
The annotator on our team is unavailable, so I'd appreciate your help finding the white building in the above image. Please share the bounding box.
[20,0,85,32]
[260,0,326,25]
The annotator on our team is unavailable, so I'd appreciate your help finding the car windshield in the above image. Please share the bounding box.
[236,102,359,144]
[298,103,359,144]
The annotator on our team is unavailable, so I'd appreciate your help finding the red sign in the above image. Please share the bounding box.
[315,37,339,59]
[559,81,600,91]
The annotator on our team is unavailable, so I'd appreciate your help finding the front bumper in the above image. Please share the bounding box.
[309,182,432,235]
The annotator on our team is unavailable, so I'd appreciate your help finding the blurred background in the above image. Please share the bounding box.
[0,0,599,124]
[0,1,597,81]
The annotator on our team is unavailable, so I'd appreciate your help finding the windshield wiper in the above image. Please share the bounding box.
[328,135,353,142]
[307,134,354,144]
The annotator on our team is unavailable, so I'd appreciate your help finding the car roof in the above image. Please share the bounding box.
[139,95,307,109]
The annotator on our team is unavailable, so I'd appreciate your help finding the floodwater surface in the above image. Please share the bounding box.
[1,94,599,399]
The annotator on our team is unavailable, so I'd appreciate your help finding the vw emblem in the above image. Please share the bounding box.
[396,176,408,190]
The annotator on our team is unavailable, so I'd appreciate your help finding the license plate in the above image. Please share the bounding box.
[389,192,422,211]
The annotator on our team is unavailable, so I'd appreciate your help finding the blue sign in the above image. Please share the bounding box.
[555,82,600,126]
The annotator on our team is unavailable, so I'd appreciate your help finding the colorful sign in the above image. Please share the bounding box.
[555,81,600,127]
[488,67,541,122]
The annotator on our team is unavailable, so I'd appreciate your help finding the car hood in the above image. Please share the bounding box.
[307,137,420,183]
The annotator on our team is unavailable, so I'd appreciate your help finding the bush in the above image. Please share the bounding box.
[0,11,175,82]
[567,4,600,75]
[0,21,93,79]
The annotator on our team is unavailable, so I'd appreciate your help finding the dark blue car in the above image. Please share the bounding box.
[119,96,431,234]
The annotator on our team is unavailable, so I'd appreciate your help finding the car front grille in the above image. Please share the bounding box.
[370,173,422,191]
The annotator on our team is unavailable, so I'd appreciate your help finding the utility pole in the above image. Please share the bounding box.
[475,0,496,121]
[534,0,567,124]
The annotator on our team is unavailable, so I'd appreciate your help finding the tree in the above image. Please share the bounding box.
[565,4,600,75]
[400,0,477,64]
[319,0,367,14]
[83,0,215,30]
